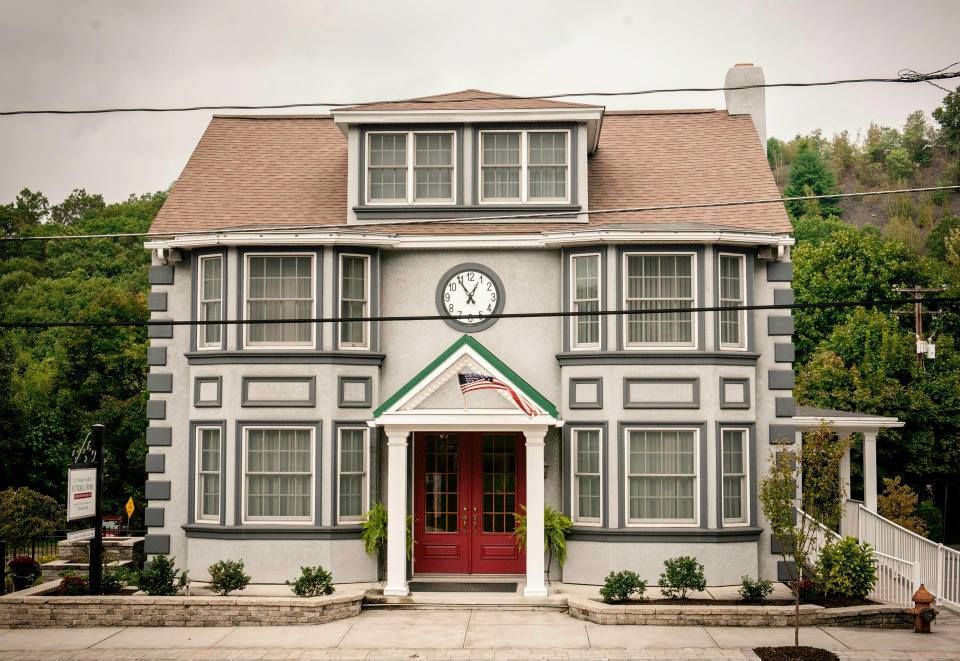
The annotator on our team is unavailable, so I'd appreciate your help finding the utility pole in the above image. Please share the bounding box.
[89,424,105,595]
[893,285,946,368]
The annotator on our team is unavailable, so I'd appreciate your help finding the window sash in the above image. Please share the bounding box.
[196,427,221,521]
[366,131,456,204]
[339,254,370,348]
[721,429,748,524]
[719,254,746,349]
[197,255,223,349]
[624,253,696,347]
[244,428,313,522]
[626,429,698,524]
[479,130,569,204]
[244,254,314,347]
[572,429,602,524]
[571,253,601,348]
[338,428,368,522]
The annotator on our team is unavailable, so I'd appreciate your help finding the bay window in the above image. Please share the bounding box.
[243,427,314,523]
[195,426,221,522]
[721,428,749,525]
[719,253,746,349]
[570,253,601,349]
[626,428,698,525]
[366,131,455,204]
[624,253,696,347]
[572,428,602,525]
[245,254,314,347]
[337,427,369,523]
[197,254,223,349]
[338,253,370,349]
[479,129,569,203]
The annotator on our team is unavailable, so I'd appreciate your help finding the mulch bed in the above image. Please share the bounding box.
[755,646,839,661]
[622,598,875,608]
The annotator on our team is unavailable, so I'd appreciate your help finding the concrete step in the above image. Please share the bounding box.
[363,589,568,611]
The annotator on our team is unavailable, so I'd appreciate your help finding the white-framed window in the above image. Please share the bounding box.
[338,253,370,349]
[479,129,570,203]
[366,130,456,204]
[570,253,601,349]
[623,252,696,348]
[625,427,698,526]
[195,426,221,522]
[718,253,746,349]
[337,426,369,523]
[197,254,223,349]
[242,426,314,523]
[571,427,602,525]
[244,253,315,348]
[721,428,749,525]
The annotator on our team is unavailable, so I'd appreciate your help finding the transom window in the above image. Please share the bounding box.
[337,427,368,523]
[245,254,314,347]
[479,130,569,203]
[366,131,455,204]
[624,253,696,348]
[572,428,602,525]
[339,253,370,349]
[570,253,601,348]
[626,428,698,525]
[719,253,746,349]
[721,428,749,525]
[197,255,223,349]
[196,426,221,522]
[244,427,314,523]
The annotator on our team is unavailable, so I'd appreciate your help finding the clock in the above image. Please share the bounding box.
[435,263,506,332]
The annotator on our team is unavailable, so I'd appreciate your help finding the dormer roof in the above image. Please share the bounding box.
[336,89,603,112]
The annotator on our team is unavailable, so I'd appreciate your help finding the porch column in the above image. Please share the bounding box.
[384,428,409,596]
[863,431,878,513]
[838,435,853,537]
[523,428,548,597]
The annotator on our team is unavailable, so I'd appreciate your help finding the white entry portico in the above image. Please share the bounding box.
[370,335,562,597]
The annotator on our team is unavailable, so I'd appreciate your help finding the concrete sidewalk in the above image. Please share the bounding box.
[0,608,957,660]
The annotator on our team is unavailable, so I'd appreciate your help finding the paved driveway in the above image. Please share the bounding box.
[0,608,957,659]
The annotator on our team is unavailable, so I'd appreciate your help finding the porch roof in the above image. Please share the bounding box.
[792,405,903,432]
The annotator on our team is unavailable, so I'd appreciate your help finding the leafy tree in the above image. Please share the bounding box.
[885,147,915,182]
[49,189,105,225]
[0,488,64,550]
[902,110,934,167]
[864,123,902,164]
[933,85,960,154]
[877,476,927,535]
[784,146,840,218]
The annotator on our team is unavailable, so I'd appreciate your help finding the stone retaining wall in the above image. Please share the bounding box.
[566,596,913,628]
[0,582,363,628]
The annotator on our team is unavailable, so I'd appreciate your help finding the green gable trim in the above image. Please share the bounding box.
[372,335,558,419]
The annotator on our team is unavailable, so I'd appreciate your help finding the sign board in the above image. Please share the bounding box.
[67,528,95,542]
[67,466,97,521]
[125,497,135,519]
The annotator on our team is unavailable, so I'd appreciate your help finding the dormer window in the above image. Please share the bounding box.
[479,129,569,204]
[366,131,456,205]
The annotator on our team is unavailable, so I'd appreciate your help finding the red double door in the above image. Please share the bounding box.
[413,432,526,574]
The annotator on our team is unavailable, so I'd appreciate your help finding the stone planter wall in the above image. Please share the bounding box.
[566,596,913,628]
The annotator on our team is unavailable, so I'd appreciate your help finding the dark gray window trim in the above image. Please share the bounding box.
[623,377,700,409]
[186,351,385,366]
[354,204,582,220]
[567,526,762,543]
[714,247,755,352]
[434,262,506,333]
[715,422,757,529]
[557,351,759,366]
[338,376,373,408]
[568,377,603,409]
[330,421,376,526]
[190,248,228,353]
[562,247,607,352]
[183,523,362,540]
[333,247,380,351]
[193,376,222,408]
[235,420,323,526]
[240,376,317,408]
[188,420,227,526]
[357,125,464,211]
[236,247,323,351]
[615,245,706,351]
[719,377,751,410]
[562,422,609,528]
[617,421,709,529]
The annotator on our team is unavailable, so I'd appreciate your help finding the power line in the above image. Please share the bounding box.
[3,184,959,243]
[1,64,957,117]
[3,295,960,330]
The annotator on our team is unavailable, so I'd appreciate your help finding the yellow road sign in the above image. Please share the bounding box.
[125,496,135,518]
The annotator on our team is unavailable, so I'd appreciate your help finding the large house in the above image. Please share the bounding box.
[141,64,894,597]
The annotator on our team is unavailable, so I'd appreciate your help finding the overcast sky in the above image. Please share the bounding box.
[2,0,958,204]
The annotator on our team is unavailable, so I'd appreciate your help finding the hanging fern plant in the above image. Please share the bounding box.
[513,505,573,575]
[361,502,414,581]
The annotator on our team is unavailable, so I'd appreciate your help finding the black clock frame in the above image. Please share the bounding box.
[435,262,506,333]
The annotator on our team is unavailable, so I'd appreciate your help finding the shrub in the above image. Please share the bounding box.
[739,576,774,603]
[815,536,877,602]
[208,559,251,596]
[138,555,188,596]
[101,570,123,595]
[7,555,39,578]
[599,570,646,604]
[657,556,706,600]
[287,565,335,597]
[792,577,820,603]
[111,565,141,587]
[56,574,89,596]
[0,488,63,550]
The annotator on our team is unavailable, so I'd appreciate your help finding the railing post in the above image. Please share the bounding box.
[912,560,921,595]
[936,544,943,605]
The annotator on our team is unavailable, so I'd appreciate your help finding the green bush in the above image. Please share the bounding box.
[657,556,706,600]
[138,555,188,596]
[287,565,334,597]
[101,570,124,595]
[599,570,646,604]
[815,536,877,601]
[738,575,774,603]
[55,574,89,596]
[208,559,251,596]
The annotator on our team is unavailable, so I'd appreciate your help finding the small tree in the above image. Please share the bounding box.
[878,476,927,536]
[0,488,63,551]
[759,424,849,647]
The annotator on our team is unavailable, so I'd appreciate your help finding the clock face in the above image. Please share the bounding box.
[436,264,505,332]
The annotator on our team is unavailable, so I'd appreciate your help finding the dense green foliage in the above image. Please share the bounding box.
[288,565,335,597]
[208,559,251,595]
[514,505,573,570]
[657,556,706,600]
[138,554,188,596]
[814,537,878,602]
[738,575,774,603]
[0,488,64,549]
[599,570,646,604]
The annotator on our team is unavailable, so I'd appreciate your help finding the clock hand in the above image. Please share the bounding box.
[466,282,480,305]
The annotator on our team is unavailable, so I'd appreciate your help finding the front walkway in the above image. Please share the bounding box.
[1,609,958,660]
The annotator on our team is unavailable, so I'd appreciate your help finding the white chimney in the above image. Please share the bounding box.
[724,63,766,147]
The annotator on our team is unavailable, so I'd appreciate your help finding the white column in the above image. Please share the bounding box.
[523,428,548,597]
[838,436,853,537]
[384,429,409,596]
[863,431,878,513]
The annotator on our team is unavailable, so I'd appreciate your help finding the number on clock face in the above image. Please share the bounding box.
[443,270,498,324]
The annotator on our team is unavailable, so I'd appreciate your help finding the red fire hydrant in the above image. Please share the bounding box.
[912,584,938,633]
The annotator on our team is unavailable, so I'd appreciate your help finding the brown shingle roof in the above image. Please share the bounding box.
[150,109,791,236]
[336,89,601,112]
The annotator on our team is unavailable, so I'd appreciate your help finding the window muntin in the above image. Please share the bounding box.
[243,427,313,523]
[626,428,698,525]
[570,253,601,349]
[339,254,370,349]
[721,428,749,525]
[245,254,314,347]
[479,129,570,204]
[196,427,221,522]
[366,131,456,204]
[719,253,746,349]
[624,253,696,348]
[572,428,602,525]
[337,427,368,522]
[197,255,223,349]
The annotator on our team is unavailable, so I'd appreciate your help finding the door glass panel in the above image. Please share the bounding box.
[481,434,517,533]
[424,434,459,533]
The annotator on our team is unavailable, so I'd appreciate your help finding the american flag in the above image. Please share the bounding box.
[458,372,538,417]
